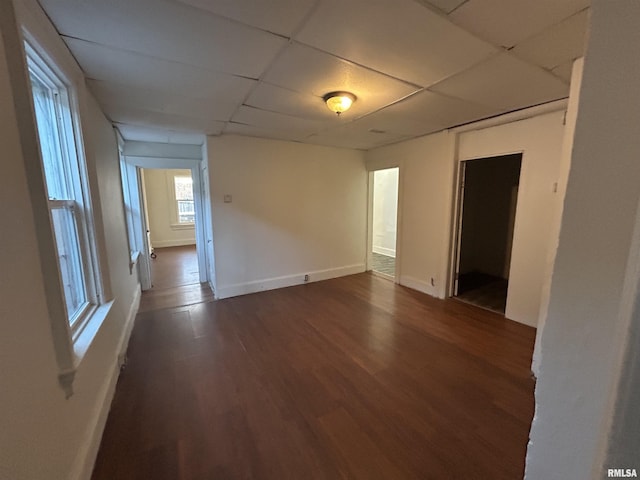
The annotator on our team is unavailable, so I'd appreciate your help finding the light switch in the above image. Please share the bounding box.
[224,194,232,203]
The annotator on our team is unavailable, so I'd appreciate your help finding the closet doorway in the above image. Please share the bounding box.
[453,153,522,313]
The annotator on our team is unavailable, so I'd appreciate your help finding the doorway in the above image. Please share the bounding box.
[140,168,200,289]
[120,152,211,293]
[453,153,522,313]
[369,167,399,279]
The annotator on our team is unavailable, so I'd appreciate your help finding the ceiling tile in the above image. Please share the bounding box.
[65,38,255,119]
[40,0,286,77]
[263,44,420,118]
[449,0,590,48]
[512,9,589,70]
[232,106,328,136]
[115,124,206,144]
[88,79,235,122]
[295,0,496,87]
[306,122,410,150]
[245,83,331,121]
[104,105,225,135]
[225,123,310,143]
[430,53,569,111]
[413,0,469,14]
[551,61,575,83]
[357,90,496,136]
[344,111,442,138]
[173,0,317,36]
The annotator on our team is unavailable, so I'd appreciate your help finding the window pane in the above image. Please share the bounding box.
[177,200,195,223]
[29,72,70,200]
[51,206,87,323]
[174,176,193,200]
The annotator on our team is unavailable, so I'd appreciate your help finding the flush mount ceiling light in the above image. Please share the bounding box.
[323,91,356,115]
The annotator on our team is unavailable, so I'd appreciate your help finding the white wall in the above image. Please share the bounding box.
[531,58,584,375]
[207,134,367,299]
[142,168,196,248]
[0,1,140,479]
[458,111,566,326]
[366,110,566,327]
[525,1,640,477]
[372,168,398,257]
[366,132,457,298]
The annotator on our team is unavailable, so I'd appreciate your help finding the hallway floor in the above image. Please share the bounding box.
[141,245,213,313]
[371,252,395,277]
[151,245,199,289]
[92,273,535,480]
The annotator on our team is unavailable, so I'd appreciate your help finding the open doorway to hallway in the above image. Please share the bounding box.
[140,168,200,289]
[453,153,522,314]
[369,167,399,279]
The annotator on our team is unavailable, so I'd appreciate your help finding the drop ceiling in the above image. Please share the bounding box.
[36,0,590,149]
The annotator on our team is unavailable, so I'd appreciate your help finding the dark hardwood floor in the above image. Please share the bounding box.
[141,245,214,313]
[151,245,200,289]
[92,273,536,480]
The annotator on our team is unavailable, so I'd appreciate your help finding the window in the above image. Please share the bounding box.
[26,44,102,338]
[118,144,141,271]
[174,175,195,224]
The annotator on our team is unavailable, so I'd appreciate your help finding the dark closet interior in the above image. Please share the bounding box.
[455,153,522,313]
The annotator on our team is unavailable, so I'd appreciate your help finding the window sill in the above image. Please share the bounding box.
[170,223,195,230]
[58,300,114,398]
[129,250,140,273]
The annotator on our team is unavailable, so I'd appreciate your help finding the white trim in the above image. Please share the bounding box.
[367,167,401,284]
[449,99,568,134]
[124,154,209,287]
[372,246,396,257]
[169,223,195,230]
[400,274,440,298]
[123,141,203,159]
[151,239,197,248]
[216,264,366,299]
[68,284,140,480]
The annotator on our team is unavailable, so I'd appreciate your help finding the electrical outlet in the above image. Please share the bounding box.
[304,274,310,282]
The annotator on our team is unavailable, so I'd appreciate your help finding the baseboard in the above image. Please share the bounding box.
[216,264,366,299]
[70,284,141,480]
[400,275,439,298]
[372,246,396,258]
[151,239,196,248]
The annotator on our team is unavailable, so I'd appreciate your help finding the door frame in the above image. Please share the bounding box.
[124,155,208,291]
[448,151,524,298]
[367,166,401,283]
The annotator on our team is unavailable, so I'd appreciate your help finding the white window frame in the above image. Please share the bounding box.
[23,36,113,397]
[168,171,195,229]
[117,135,141,272]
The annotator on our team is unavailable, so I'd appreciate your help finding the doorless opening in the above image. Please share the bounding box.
[453,153,522,314]
[140,168,200,290]
[369,167,399,279]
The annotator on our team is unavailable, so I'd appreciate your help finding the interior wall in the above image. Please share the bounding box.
[531,58,584,375]
[366,131,457,298]
[459,154,521,279]
[207,134,367,299]
[1,2,140,479]
[525,1,640,477]
[365,110,565,326]
[372,168,398,257]
[458,111,565,326]
[142,168,196,248]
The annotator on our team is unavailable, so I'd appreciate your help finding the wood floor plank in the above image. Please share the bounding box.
[92,273,536,480]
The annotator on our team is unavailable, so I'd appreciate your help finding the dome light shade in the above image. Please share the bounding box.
[323,91,356,115]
